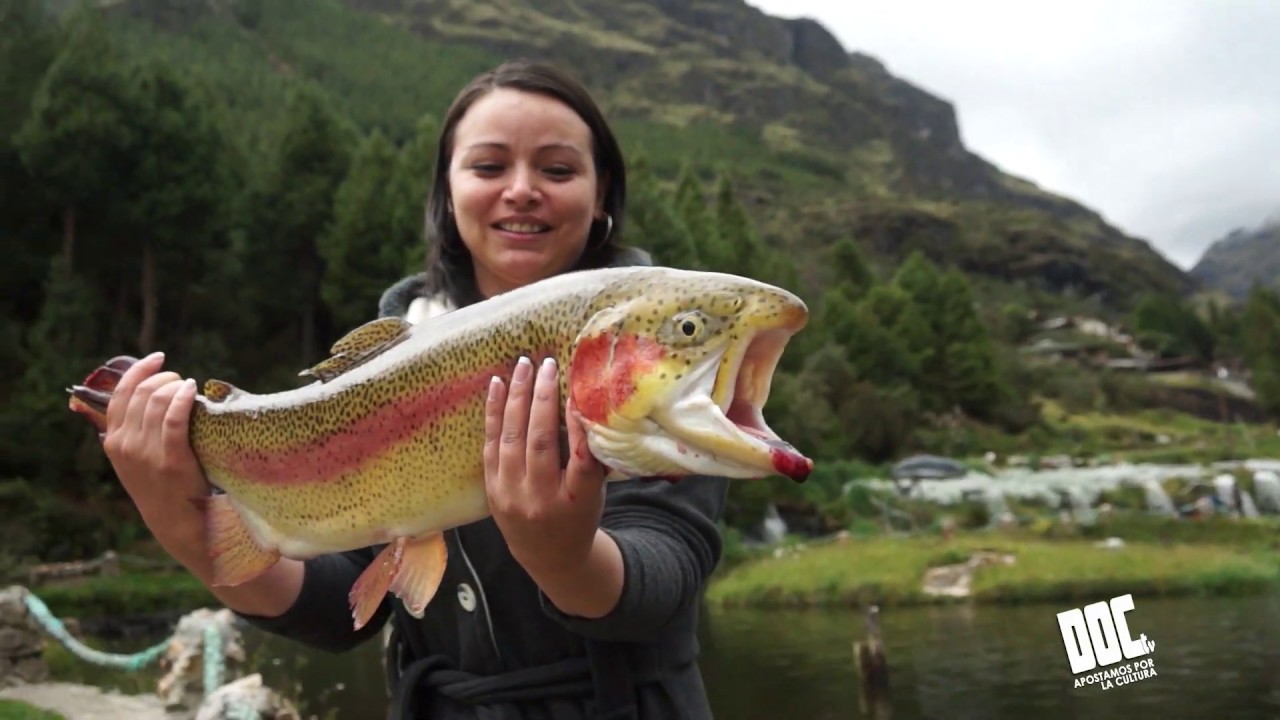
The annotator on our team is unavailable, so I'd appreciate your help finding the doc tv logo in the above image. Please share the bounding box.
[1056,593,1158,691]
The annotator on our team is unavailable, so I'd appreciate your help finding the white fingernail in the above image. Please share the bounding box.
[542,357,556,370]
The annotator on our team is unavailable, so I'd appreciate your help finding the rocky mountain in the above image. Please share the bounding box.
[100,0,1192,309]
[345,0,1192,307]
[1190,219,1280,300]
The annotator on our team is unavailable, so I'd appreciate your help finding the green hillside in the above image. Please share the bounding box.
[5,0,1280,568]
[99,0,1191,305]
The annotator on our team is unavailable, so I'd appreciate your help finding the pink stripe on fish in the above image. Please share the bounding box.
[215,353,549,487]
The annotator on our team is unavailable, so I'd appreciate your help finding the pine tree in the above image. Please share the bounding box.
[396,112,438,270]
[0,0,59,142]
[674,164,724,271]
[933,269,1001,414]
[829,237,874,300]
[626,156,699,268]
[1132,293,1215,362]
[712,172,761,277]
[1241,287,1280,415]
[124,59,235,353]
[14,12,137,264]
[891,253,1001,416]
[321,129,419,332]
[242,82,356,370]
[11,255,102,487]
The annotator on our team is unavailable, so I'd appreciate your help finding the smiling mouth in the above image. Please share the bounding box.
[495,222,551,234]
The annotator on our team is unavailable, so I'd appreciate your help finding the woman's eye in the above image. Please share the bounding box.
[471,163,503,174]
[544,165,574,178]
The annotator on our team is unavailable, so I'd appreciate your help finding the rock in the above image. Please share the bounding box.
[8,655,50,684]
[922,551,1017,598]
[0,628,37,655]
[195,674,300,720]
[0,586,47,688]
[158,608,246,708]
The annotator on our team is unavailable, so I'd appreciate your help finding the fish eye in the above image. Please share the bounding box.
[667,311,708,344]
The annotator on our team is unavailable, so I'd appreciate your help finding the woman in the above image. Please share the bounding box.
[99,59,727,719]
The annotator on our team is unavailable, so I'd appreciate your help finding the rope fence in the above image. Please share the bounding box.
[22,591,170,672]
[3,584,292,719]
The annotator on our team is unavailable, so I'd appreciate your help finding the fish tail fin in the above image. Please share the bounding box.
[348,532,448,631]
[195,494,281,586]
[66,356,139,433]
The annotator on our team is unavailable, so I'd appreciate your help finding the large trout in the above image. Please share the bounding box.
[68,266,812,629]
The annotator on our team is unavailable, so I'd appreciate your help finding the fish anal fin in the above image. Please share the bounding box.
[203,379,240,403]
[198,495,280,586]
[388,532,448,618]
[349,539,405,631]
[301,317,412,383]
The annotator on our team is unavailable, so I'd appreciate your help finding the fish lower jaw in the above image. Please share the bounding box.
[673,432,811,481]
[585,416,808,482]
[657,379,813,481]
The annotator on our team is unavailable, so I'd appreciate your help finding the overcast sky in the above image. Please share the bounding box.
[747,0,1280,270]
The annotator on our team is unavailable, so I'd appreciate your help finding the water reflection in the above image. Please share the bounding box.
[237,594,1280,719]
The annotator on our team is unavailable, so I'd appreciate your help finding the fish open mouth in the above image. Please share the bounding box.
[579,287,814,484]
[711,326,813,482]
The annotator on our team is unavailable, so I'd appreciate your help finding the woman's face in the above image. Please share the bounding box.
[448,88,605,298]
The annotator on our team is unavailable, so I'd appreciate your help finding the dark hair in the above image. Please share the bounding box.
[422,58,628,307]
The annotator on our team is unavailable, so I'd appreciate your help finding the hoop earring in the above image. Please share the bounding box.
[603,214,614,242]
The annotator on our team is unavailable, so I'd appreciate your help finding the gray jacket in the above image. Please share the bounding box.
[239,247,728,719]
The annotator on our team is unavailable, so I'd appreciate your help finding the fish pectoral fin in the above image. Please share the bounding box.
[300,317,412,383]
[389,532,448,619]
[349,538,405,631]
[347,533,448,630]
[199,495,280,586]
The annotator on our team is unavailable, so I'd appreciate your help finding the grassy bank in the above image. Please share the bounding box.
[26,572,216,620]
[706,523,1280,609]
[0,700,64,720]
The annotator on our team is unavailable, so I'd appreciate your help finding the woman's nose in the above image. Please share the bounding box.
[503,167,540,206]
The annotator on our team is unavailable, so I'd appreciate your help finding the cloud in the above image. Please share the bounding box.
[748,0,1280,269]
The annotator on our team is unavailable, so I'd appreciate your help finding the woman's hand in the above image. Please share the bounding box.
[102,351,305,617]
[484,356,623,618]
[102,352,209,539]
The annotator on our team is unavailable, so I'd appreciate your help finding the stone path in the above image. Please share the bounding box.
[0,681,186,720]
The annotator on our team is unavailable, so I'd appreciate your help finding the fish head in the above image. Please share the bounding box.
[567,269,813,483]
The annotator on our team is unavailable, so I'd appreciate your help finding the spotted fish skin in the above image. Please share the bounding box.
[68,265,811,629]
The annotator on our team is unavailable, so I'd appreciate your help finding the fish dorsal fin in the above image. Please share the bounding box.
[300,316,413,383]
[203,379,241,403]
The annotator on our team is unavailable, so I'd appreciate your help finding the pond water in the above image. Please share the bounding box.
[236,593,1280,719]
